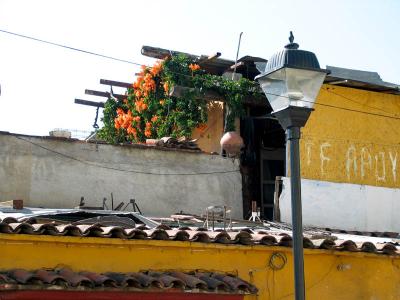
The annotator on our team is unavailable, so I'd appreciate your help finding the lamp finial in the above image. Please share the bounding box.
[285,31,299,49]
[289,31,294,44]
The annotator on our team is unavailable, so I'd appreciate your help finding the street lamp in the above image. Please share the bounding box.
[255,32,328,300]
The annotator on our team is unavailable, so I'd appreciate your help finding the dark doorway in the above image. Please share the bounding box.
[241,106,286,220]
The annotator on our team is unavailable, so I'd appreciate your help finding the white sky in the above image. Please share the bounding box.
[0,0,399,136]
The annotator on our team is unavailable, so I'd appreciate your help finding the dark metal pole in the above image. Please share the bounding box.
[287,126,305,300]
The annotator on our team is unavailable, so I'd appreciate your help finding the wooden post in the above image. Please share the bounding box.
[273,176,283,222]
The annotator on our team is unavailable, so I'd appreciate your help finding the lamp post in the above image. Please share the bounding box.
[255,32,328,300]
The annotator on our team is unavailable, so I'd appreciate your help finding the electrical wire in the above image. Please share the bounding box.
[322,87,399,117]
[0,29,141,66]
[2,28,400,122]
[14,135,239,176]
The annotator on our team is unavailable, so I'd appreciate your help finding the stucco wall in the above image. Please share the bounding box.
[0,132,242,218]
[300,84,400,188]
[279,176,400,232]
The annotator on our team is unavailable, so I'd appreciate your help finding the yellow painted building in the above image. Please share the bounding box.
[0,232,399,299]
[301,84,400,188]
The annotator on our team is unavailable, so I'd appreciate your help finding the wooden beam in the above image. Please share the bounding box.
[85,89,125,100]
[141,45,198,60]
[100,79,132,89]
[74,99,104,108]
[198,52,222,64]
[230,61,245,69]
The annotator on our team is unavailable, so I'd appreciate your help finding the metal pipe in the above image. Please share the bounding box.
[287,126,305,300]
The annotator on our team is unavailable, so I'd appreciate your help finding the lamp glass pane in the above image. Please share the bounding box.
[259,67,326,112]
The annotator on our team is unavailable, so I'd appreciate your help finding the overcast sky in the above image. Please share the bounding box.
[0,0,399,136]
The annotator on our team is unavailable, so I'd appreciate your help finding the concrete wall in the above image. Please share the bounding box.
[279,176,400,232]
[0,132,242,218]
[300,84,400,188]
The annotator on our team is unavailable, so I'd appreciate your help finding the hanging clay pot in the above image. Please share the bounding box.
[220,131,244,157]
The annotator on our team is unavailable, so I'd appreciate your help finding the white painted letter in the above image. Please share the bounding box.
[320,142,331,175]
[389,151,397,182]
[375,152,386,182]
[346,145,357,180]
[360,147,372,178]
[305,141,314,167]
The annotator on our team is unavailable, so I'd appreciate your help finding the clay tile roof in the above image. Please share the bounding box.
[0,218,398,255]
[0,269,257,294]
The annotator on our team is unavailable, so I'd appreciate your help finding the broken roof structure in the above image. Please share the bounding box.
[1,206,398,256]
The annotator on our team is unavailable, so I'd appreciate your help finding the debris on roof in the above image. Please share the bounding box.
[0,268,258,294]
[0,206,159,229]
[146,137,201,151]
[0,215,398,255]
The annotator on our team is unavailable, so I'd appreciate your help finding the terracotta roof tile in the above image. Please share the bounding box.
[0,218,398,255]
[0,269,257,294]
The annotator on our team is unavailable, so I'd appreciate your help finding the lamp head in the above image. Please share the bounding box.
[256,32,328,113]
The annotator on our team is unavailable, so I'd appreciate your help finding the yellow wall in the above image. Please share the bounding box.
[193,101,240,154]
[1,234,399,299]
[301,84,400,188]
[192,101,224,153]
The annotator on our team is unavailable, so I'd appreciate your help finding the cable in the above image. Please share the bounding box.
[14,135,239,176]
[314,99,400,120]
[323,87,399,117]
[0,29,142,66]
[2,28,400,122]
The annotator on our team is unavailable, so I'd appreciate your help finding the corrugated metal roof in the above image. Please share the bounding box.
[325,65,400,94]
[0,268,257,294]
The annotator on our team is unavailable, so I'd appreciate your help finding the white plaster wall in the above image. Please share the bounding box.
[0,132,242,218]
[280,177,400,232]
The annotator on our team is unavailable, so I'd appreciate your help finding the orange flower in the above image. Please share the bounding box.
[137,76,144,85]
[114,119,121,129]
[134,116,141,122]
[189,63,201,71]
[141,103,148,111]
[127,126,137,135]
[143,77,156,92]
[151,116,158,122]
[140,65,147,74]
[132,81,140,89]
[135,100,143,112]
[163,82,169,93]
[150,61,163,76]
[135,90,142,98]
[159,100,165,105]
[144,121,152,137]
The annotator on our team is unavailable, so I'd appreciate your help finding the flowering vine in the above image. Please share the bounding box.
[98,54,261,144]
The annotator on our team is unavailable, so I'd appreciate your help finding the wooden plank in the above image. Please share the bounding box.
[141,45,198,60]
[100,79,132,88]
[74,99,104,108]
[273,176,283,222]
[198,52,221,64]
[85,89,125,100]
[230,61,245,69]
